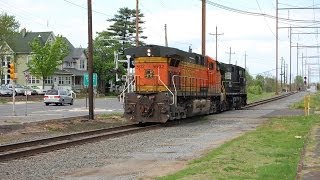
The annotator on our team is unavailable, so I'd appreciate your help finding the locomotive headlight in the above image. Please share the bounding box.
[147,49,151,56]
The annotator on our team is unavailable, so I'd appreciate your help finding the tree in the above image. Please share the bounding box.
[93,31,127,94]
[0,13,19,84]
[255,75,265,90]
[107,7,147,53]
[294,75,304,90]
[28,36,69,88]
[0,13,19,45]
[245,70,254,86]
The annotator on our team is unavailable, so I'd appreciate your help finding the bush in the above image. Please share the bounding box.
[247,85,262,95]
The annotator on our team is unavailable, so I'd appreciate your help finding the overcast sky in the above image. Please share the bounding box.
[1,0,319,82]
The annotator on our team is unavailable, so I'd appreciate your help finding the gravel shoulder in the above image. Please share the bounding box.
[0,92,306,179]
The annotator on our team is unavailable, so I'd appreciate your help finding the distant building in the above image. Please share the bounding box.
[0,28,87,91]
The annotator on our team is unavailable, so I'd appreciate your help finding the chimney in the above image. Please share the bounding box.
[21,28,26,37]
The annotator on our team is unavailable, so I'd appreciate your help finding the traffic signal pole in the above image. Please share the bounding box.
[8,63,16,116]
[12,81,16,116]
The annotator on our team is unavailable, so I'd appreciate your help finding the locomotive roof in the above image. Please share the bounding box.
[220,62,246,72]
[124,45,206,65]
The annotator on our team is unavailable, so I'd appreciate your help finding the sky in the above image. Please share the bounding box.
[1,0,319,83]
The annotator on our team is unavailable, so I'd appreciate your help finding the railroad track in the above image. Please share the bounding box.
[0,92,297,162]
[243,91,297,109]
[0,123,160,162]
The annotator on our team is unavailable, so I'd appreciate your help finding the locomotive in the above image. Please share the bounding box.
[121,45,247,123]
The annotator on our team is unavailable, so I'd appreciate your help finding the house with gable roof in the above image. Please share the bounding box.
[0,28,87,91]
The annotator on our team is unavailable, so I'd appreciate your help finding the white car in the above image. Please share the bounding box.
[44,89,74,106]
[30,86,46,95]
[0,86,13,96]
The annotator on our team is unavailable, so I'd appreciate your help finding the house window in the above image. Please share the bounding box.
[66,62,71,67]
[28,76,40,84]
[27,55,32,64]
[65,76,71,84]
[44,77,53,84]
[58,76,64,84]
[1,57,5,67]
[80,59,85,69]
[2,56,11,67]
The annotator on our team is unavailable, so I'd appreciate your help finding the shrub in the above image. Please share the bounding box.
[247,85,262,95]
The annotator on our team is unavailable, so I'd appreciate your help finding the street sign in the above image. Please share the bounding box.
[83,73,97,87]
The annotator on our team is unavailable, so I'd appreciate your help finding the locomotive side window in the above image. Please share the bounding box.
[239,69,243,76]
[169,58,180,67]
[209,62,214,70]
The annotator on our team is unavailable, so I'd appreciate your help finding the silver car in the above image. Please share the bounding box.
[43,89,74,106]
[0,86,13,96]
[6,84,26,95]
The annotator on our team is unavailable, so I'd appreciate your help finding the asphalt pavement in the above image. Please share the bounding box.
[0,97,123,125]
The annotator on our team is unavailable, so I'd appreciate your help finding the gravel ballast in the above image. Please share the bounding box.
[0,92,306,179]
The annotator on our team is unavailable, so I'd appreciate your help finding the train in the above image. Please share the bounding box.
[120,45,247,123]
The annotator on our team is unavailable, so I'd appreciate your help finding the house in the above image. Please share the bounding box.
[0,28,87,91]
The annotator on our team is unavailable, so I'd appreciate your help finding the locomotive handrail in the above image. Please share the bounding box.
[119,75,136,104]
[157,67,175,106]
[172,75,179,106]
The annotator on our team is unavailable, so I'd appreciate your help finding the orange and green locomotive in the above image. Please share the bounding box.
[122,45,247,123]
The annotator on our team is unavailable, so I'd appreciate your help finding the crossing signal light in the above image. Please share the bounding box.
[129,57,135,68]
[7,63,15,80]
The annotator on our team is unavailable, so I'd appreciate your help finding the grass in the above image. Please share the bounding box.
[247,92,276,103]
[158,115,319,180]
[291,92,320,111]
[158,93,320,179]
[0,98,8,104]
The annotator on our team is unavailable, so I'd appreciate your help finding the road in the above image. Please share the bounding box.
[0,98,123,125]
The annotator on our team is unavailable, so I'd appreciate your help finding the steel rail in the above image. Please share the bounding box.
[0,124,160,162]
[0,92,297,162]
[243,92,296,109]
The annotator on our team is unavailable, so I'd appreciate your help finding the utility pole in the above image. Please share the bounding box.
[87,0,94,120]
[280,57,283,89]
[286,63,288,85]
[297,43,299,76]
[244,51,248,70]
[164,24,168,47]
[135,0,139,47]
[201,0,206,56]
[301,53,304,77]
[275,0,279,95]
[289,26,292,91]
[226,47,235,64]
[209,26,223,60]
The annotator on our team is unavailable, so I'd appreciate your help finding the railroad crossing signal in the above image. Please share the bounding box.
[7,63,15,80]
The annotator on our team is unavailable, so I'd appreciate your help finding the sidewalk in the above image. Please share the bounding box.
[299,124,320,180]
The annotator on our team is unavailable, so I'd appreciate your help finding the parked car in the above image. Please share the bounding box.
[6,84,26,95]
[23,86,38,95]
[0,86,13,96]
[30,86,46,95]
[43,89,74,106]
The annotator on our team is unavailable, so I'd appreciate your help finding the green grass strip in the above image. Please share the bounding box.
[247,92,276,103]
[158,115,319,180]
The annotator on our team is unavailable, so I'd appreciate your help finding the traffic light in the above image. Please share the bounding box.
[7,63,15,80]
[122,58,135,68]
[304,76,307,85]
[129,57,135,68]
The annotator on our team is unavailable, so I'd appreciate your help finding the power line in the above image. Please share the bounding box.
[63,0,113,17]
[255,0,276,37]
[204,0,320,24]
